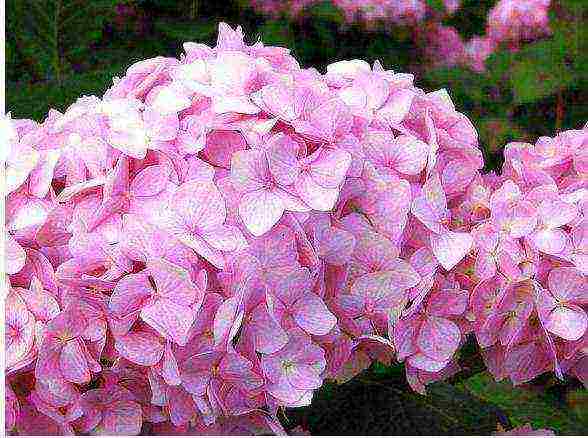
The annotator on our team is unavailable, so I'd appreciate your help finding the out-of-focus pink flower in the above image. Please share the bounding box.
[494,423,555,436]
[487,0,552,48]
[463,36,496,72]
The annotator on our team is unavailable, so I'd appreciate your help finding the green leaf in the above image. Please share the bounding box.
[257,20,294,47]
[154,18,217,44]
[458,372,588,435]
[567,389,588,423]
[510,59,573,105]
[477,117,528,171]
[286,372,508,435]
[504,38,575,105]
[426,0,446,13]
[560,0,588,11]
[307,1,345,25]
[7,0,123,82]
[7,65,125,121]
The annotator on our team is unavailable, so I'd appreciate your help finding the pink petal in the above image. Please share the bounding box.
[287,364,322,390]
[538,199,578,229]
[147,258,201,306]
[109,273,151,318]
[248,306,289,354]
[141,299,196,346]
[431,231,473,270]
[5,233,26,275]
[172,180,226,231]
[266,378,309,405]
[149,85,191,115]
[417,316,460,362]
[376,88,415,125]
[408,353,448,373]
[143,107,178,141]
[307,148,352,188]
[167,386,196,426]
[266,266,310,306]
[60,339,91,384]
[102,401,143,435]
[545,305,587,341]
[389,135,428,175]
[427,290,469,316]
[293,293,337,336]
[529,229,567,255]
[201,224,244,252]
[230,149,269,192]
[295,172,339,211]
[238,189,285,236]
[547,267,588,303]
[202,130,247,169]
[266,134,301,186]
[317,226,356,265]
[115,330,164,366]
[213,295,244,348]
[29,149,61,198]
[176,233,226,269]
[130,165,170,197]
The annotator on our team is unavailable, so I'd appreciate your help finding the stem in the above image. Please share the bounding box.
[555,90,564,132]
[54,0,62,84]
[190,0,199,20]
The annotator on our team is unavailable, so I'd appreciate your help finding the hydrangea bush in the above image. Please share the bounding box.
[4,22,587,436]
[244,0,552,72]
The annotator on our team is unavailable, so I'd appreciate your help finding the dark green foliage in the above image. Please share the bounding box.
[458,373,588,435]
[286,370,510,435]
[6,0,126,83]
[7,65,125,120]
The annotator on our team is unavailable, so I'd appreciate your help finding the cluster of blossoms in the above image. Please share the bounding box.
[247,0,460,25]
[4,22,586,436]
[460,0,552,72]
[495,424,555,436]
[246,0,552,72]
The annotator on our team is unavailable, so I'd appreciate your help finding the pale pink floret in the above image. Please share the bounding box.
[6,291,37,374]
[109,258,205,346]
[537,267,588,341]
[231,147,309,236]
[528,197,578,256]
[78,385,143,435]
[494,423,555,436]
[363,130,429,176]
[411,173,473,270]
[335,231,420,325]
[395,288,468,372]
[266,266,337,336]
[490,179,538,239]
[159,179,245,268]
[262,330,327,406]
[35,307,100,407]
[266,133,352,211]
[567,220,588,273]
[6,233,26,275]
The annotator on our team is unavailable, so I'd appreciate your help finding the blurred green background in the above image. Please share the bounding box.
[5,1,588,434]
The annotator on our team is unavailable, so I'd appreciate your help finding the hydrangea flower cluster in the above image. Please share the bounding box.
[495,424,555,436]
[246,0,552,72]
[247,0,459,25]
[4,22,586,436]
